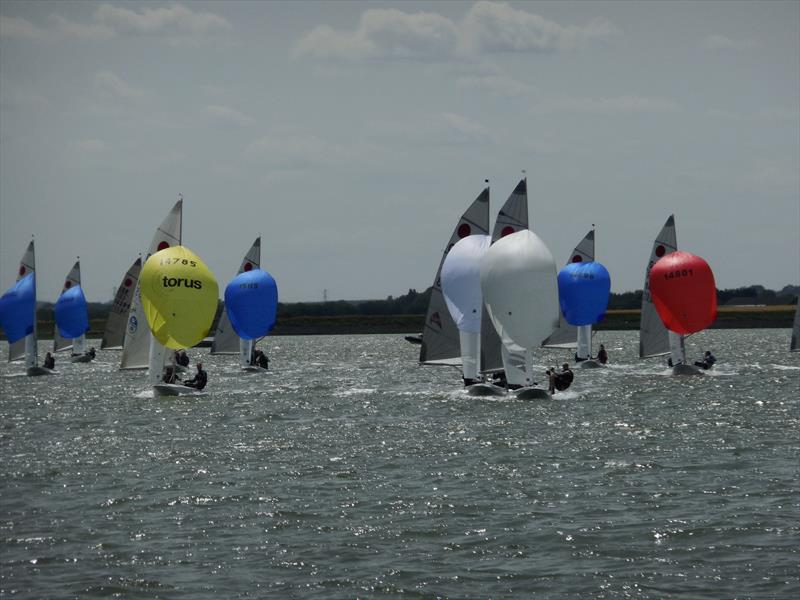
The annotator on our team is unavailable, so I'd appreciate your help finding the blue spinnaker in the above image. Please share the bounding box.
[0,273,36,343]
[224,269,278,340]
[557,261,611,326]
[54,284,90,339]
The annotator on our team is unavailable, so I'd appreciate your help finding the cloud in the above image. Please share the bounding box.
[93,71,146,102]
[701,34,757,50]
[245,134,369,170]
[4,3,231,44]
[533,95,679,114]
[368,112,495,147]
[0,15,48,40]
[202,105,254,126]
[92,2,231,37]
[293,1,617,61]
[460,1,618,54]
[456,72,535,97]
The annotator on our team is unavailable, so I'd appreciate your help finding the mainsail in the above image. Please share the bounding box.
[53,260,84,354]
[420,187,490,365]
[211,237,261,354]
[120,200,182,370]
[543,229,595,348]
[101,257,142,350]
[8,241,36,364]
[640,215,678,358]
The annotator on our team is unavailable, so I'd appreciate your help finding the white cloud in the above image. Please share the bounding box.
[456,72,535,97]
[460,1,617,54]
[293,1,617,61]
[0,15,48,40]
[440,112,494,144]
[701,34,757,50]
[202,105,255,126]
[367,112,495,147]
[48,14,114,41]
[245,134,369,170]
[92,3,231,36]
[93,71,146,102]
[533,95,679,114]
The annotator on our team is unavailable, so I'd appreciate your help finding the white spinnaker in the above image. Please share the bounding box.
[211,237,262,355]
[542,229,595,350]
[482,179,528,379]
[9,241,36,364]
[639,215,679,359]
[791,302,800,352]
[120,199,182,370]
[54,260,82,354]
[441,234,490,380]
[420,187,490,366]
[480,230,559,384]
[102,257,142,350]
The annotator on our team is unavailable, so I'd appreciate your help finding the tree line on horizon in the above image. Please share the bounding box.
[33,284,800,322]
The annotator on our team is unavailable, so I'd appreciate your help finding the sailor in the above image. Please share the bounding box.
[87,347,96,359]
[548,363,574,394]
[183,362,208,390]
[43,352,55,370]
[162,365,178,383]
[694,351,716,370]
[255,350,269,370]
[597,344,608,364]
[177,350,190,367]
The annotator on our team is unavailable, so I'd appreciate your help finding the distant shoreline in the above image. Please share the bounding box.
[11,305,795,340]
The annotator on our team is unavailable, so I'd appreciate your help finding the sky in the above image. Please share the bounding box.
[1,0,798,303]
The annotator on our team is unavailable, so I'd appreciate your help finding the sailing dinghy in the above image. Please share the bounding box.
[419,187,490,369]
[53,259,92,362]
[554,233,610,369]
[0,240,54,376]
[481,229,560,399]
[140,245,218,396]
[222,253,278,373]
[640,215,717,375]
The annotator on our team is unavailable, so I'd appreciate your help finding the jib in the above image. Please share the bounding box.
[162,276,203,290]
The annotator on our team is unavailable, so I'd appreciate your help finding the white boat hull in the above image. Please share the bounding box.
[466,383,506,397]
[241,365,268,373]
[514,386,551,400]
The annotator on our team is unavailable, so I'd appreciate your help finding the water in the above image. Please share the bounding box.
[1,330,798,599]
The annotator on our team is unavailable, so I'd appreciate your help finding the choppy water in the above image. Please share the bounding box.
[1,329,798,599]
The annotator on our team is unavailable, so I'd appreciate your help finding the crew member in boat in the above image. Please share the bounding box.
[183,362,208,390]
[694,350,716,370]
[254,349,269,370]
[176,350,190,367]
[162,365,178,384]
[548,363,574,394]
[597,344,608,364]
[43,352,55,370]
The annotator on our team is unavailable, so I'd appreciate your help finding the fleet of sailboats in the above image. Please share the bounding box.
[0,190,796,392]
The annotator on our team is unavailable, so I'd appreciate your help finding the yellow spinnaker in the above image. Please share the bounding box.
[140,246,219,350]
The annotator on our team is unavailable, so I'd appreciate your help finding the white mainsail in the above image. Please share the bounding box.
[480,230,559,385]
[120,199,182,371]
[542,229,596,352]
[441,234,490,381]
[639,214,684,363]
[53,260,84,354]
[101,257,142,350]
[9,240,36,365]
[792,302,800,352]
[211,237,262,355]
[420,187,490,366]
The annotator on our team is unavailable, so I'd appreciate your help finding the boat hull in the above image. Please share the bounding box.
[27,366,56,377]
[70,354,93,363]
[242,365,268,374]
[514,386,551,400]
[672,364,705,376]
[153,383,202,396]
[466,383,506,397]
[578,359,602,369]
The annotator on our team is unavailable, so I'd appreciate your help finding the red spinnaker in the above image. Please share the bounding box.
[649,251,717,335]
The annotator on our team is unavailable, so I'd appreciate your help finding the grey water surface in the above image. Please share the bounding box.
[1,329,798,599]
